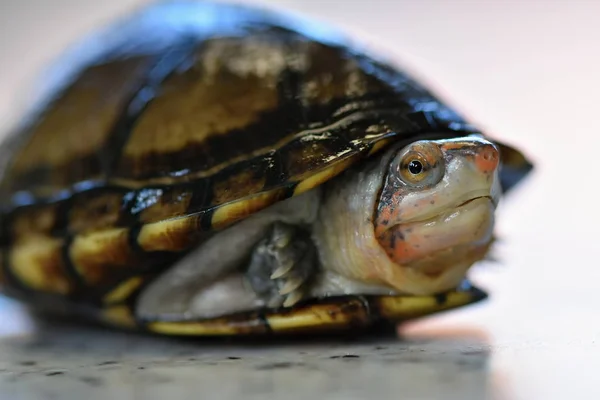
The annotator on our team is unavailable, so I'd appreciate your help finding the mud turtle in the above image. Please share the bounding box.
[0,1,531,336]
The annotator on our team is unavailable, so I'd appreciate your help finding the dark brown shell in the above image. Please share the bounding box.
[0,1,531,335]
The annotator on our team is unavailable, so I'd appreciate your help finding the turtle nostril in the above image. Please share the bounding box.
[475,144,499,173]
[483,149,495,161]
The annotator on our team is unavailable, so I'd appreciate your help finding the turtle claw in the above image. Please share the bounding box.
[246,222,316,308]
[283,290,304,308]
[279,277,304,296]
[270,263,294,280]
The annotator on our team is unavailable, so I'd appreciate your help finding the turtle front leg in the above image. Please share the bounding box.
[245,222,316,308]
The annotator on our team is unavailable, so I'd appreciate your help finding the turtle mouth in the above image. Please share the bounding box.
[400,191,495,226]
[379,194,495,268]
[375,195,496,293]
[456,195,493,208]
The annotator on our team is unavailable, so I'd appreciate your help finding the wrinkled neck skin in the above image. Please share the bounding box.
[310,151,397,296]
[312,147,406,296]
[311,141,498,296]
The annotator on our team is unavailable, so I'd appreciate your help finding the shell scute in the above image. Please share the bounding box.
[2,57,156,196]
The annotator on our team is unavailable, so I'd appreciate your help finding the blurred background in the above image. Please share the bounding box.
[0,0,599,399]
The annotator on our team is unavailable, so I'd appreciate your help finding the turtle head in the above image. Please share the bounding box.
[371,135,501,294]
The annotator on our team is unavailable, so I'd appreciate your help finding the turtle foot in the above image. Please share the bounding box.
[245,222,316,308]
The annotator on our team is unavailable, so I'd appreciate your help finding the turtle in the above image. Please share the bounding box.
[0,1,532,336]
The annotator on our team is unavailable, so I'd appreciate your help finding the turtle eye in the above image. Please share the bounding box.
[407,159,423,175]
[394,143,445,188]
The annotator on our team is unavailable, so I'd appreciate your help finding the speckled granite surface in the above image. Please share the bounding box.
[0,303,489,400]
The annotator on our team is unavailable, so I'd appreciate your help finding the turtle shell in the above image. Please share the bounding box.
[0,2,530,336]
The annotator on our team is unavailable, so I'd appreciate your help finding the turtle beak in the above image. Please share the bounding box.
[373,280,488,322]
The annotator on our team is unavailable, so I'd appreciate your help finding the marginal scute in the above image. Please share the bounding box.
[293,155,360,196]
[103,276,144,305]
[211,166,267,207]
[367,137,394,156]
[137,215,202,252]
[138,188,193,224]
[10,205,58,238]
[141,289,490,336]
[373,291,487,320]
[266,298,371,333]
[210,188,287,230]
[284,140,340,181]
[68,192,125,234]
[69,228,140,285]
[147,317,268,336]
[9,237,72,294]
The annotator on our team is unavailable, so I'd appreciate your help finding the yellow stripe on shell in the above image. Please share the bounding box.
[210,188,286,231]
[147,319,267,336]
[69,228,137,285]
[293,155,359,196]
[374,290,486,321]
[367,137,394,156]
[137,216,199,252]
[9,237,72,294]
[137,290,486,336]
[266,298,370,333]
[103,276,144,305]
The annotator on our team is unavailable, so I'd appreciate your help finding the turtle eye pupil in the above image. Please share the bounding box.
[408,160,423,175]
